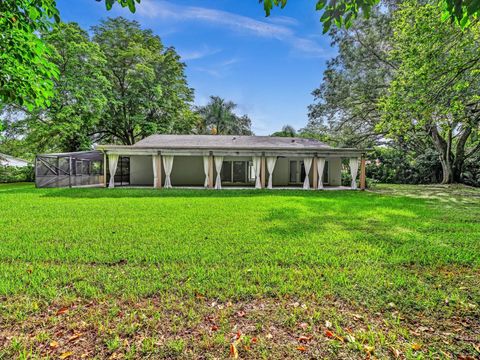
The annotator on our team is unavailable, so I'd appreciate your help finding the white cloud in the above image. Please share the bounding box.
[178,45,221,61]
[136,0,329,58]
[193,57,242,78]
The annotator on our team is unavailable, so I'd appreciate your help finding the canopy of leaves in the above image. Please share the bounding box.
[271,125,297,137]
[260,0,480,32]
[380,1,480,182]
[0,0,59,110]
[92,17,196,145]
[196,96,253,135]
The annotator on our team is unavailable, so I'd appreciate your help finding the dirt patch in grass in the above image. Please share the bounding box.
[1,295,478,359]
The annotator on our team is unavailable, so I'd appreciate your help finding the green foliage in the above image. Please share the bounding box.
[271,125,296,137]
[366,147,444,184]
[101,0,141,12]
[15,23,110,153]
[307,3,480,185]
[0,165,34,183]
[380,1,480,183]
[196,96,253,135]
[260,0,480,33]
[92,17,195,144]
[0,0,59,109]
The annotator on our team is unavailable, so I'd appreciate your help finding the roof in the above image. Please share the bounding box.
[133,135,333,150]
[37,150,103,161]
[0,153,30,167]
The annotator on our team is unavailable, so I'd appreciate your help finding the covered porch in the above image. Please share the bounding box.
[98,148,367,191]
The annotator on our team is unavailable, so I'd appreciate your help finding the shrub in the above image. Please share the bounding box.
[0,165,34,183]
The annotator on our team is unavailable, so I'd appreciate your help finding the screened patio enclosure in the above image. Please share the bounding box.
[35,151,105,188]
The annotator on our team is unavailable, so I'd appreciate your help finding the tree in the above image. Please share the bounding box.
[0,0,59,110]
[92,17,195,145]
[307,9,394,148]
[15,23,110,153]
[0,0,139,111]
[197,96,253,135]
[380,2,480,183]
[271,125,297,137]
[260,0,480,32]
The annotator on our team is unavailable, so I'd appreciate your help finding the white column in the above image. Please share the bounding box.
[214,156,223,189]
[108,154,119,188]
[152,154,159,189]
[203,156,210,188]
[317,158,326,189]
[349,158,359,190]
[266,156,277,189]
[252,156,262,189]
[303,157,313,190]
[163,155,174,188]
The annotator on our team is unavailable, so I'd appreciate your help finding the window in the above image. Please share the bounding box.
[221,161,232,181]
[221,161,252,183]
[289,160,305,183]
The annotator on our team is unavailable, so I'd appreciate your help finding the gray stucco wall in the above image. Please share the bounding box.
[130,155,153,186]
[128,155,343,187]
[170,156,205,186]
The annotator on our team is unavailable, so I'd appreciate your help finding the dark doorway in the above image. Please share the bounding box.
[114,156,130,186]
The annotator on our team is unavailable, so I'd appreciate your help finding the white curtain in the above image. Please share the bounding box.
[266,156,277,189]
[349,158,359,190]
[303,157,313,190]
[203,156,210,188]
[317,158,326,189]
[214,156,223,189]
[163,155,174,189]
[252,156,262,189]
[152,154,160,188]
[108,154,119,188]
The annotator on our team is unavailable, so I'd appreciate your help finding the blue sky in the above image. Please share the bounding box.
[56,0,334,135]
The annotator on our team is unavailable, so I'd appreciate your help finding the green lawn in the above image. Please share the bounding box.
[0,183,479,359]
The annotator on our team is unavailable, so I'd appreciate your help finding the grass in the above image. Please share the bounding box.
[0,182,479,359]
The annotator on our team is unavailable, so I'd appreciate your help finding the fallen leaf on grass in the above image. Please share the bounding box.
[411,343,422,351]
[298,335,312,343]
[251,337,257,344]
[299,322,308,329]
[390,347,401,358]
[59,352,73,359]
[229,343,238,359]
[297,346,307,352]
[211,325,219,331]
[68,333,82,342]
[56,307,69,316]
[49,341,59,349]
[324,330,344,342]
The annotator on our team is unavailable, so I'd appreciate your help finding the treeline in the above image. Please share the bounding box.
[0,18,252,160]
[304,1,480,186]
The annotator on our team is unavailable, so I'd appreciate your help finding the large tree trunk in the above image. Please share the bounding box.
[428,124,472,184]
[429,125,454,184]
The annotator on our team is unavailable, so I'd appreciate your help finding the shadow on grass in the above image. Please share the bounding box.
[30,187,371,200]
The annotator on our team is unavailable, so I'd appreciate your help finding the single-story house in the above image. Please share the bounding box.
[0,153,30,167]
[35,135,367,189]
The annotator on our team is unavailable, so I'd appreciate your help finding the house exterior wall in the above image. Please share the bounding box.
[129,154,343,187]
[170,156,205,186]
[130,155,153,186]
